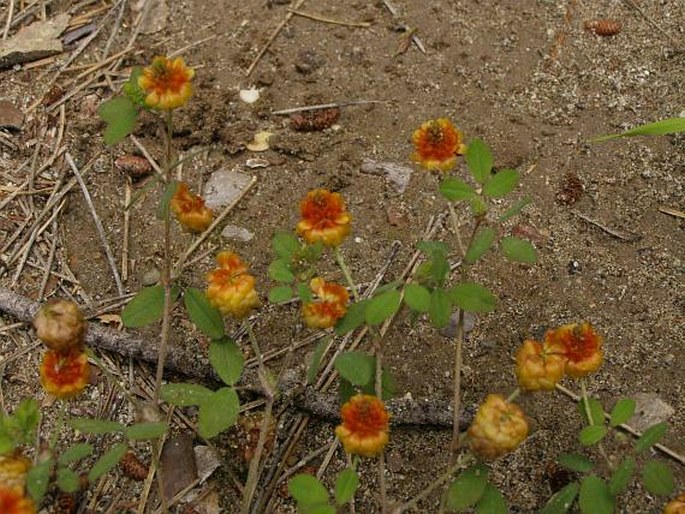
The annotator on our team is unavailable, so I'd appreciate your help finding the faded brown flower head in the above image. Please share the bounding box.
[410,118,467,172]
[138,56,194,110]
[39,349,90,399]
[296,189,351,247]
[206,251,261,318]
[335,394,390,457]
[170,182,213,233]
[468,394,529,459]
[301,277,349,329]
[33,299,86,354]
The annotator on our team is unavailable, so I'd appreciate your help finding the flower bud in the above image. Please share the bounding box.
[33,299,86,353]
[468,394,528,459]
[296,189,351,247]
[170,182,213,233]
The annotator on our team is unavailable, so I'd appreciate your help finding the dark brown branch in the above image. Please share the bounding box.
[0,286,472,428]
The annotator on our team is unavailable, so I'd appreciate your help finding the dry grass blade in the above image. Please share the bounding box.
[287,9,371,28]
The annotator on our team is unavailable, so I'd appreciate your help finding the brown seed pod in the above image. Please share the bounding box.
[119,451,149,481]
[115,154,153,179]
[33,299,86,353]
[584,19,622,37]
[290,107,341,132]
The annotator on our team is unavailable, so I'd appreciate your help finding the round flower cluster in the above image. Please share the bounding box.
[664,493,685,514]
[468,394,529,460]
[296,189,351,247]
[33,299,90,399]
[335,394,390,457]
[410,118,467,172]
[170,182,213,233]
[301,277,349,329]
[138,56,194,111]
[516,322,604,391]
[0,453,36,513]
[206,251,261,319]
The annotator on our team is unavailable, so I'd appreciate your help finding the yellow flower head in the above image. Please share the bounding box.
[410,118,467,172]
[0,486,36,514]
[39,349,90,399]
[664,494,685,514]
[468,394,529,459]
[170,182,213,233]
[301,277,349,329]
[545,322,603,378]
[296,189,351,247]
[0,454,31,493]
[206,251,261,318]
[515,339,567,391]
[33,298,86,354]
[336,394,390,457]
[138,56,194,110]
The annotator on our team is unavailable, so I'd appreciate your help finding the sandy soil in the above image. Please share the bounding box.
[0,0,683,512]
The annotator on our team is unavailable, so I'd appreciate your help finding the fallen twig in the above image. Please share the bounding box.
[572,210,641,242]
[271,99,386,116]
[287,9,371,28]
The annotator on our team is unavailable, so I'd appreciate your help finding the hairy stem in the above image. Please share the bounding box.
[154,111,174,402]
[335,246,359,301]
[375,336,388,513]
[580,378,614,470]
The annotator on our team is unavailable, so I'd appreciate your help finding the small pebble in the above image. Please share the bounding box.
[141,268,160,286]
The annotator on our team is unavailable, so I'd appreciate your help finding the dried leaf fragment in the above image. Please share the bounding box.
[246,131,273,152]
[584,19,622,36]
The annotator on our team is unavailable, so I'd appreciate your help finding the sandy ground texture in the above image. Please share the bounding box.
[0,0,684,512]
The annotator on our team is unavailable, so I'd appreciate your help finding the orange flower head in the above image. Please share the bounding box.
[33,298,86,354]
[301,277,349,329]
[410,118,467,172]
[206,251,261,318]
[0,487,36,514]
[170,182,213,233]
[664,494,685,514]
[0,454,31,492]
[138,56,194,110]
[39,349,89,399]
[468,394,529,459]
[546,322,603,378]
[296,189,351,247]
[515,339,567,391]
[336,394,390,457]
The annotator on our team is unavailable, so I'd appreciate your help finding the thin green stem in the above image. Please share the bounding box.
[334,246,359,301]
[153,110,175,403]
[375,336,388,513]
[447,202,466,257]
[505,388,521,403]
[580,378,614,470]
[49,399,69,450]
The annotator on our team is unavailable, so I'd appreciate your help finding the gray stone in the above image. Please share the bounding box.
[360,158,414,194]
[439,312,476,339]
[629,392,675,431]
[221,224,254,242]
[141,268,160,286]
[0,14,70,69]
[203,168,253,210]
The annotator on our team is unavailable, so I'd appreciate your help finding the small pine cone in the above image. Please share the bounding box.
[120,451,149,481]
[584,19,622,36]
[115,154,153,179]
[290,108,340,131]
[52,492,78,514]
